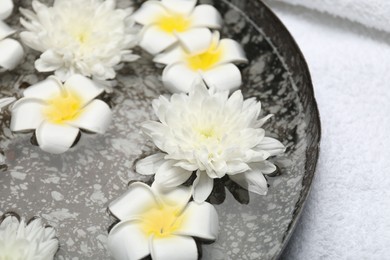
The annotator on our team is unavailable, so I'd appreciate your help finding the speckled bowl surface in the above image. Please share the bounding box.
[0,0,320,259]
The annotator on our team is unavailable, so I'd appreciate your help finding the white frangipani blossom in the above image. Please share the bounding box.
[132,0,223,55]
[0,213,58,260]
[0,0,24,71]
[20,0,138,81]
[154,31,247,93]
[10,75,112,154]
[108,182,218,260]
[136,82,285,202]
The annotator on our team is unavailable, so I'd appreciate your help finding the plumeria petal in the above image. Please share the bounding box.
[136,153,167,175]
[154,160,193,191]
[162,62,201,93]
[175,201,219,240]
[152,184,192,209]
[161,0,196,15]
[176,28,213,55]
[23,76,63,100]
[0,97,15,110]
[10,99,45,132]
[36,121,79,154]
[109,182,158,220]
[229,170,268,195]
[255,137,286,156]
[193,170,214,203]
[217,39,248,65]
[150,235,198,260]
[153,46,184,65]
[0,0,13,20]
[132,1,167,25]
[139,25,177,55]
[68,99,112,134]
[0,38,24,70]
[190,5,223,29]
[108,220,150,260]
[64,75,105,105]
[201,63,242,92]
[0,21,15,41]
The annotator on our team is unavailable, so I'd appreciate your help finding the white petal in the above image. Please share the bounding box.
[109,182,158,220]
[229,170,268,195]
[161,0,196,15]
[175,201,219,240]
[193,171,214,203]
[10,98,45,132]
[154,160,193,191]
[0,21,15,40]
[108,220,150,260]
[150,235,198,260]
[251,161,277,175]
[68,100,112,134]
[162,62,201,93]
[153,45,184,65]
[190,5,223,29]
[23,76,63,100]
[151,183,192,210]
[0,39,24,70]
[36,121,79,154]
[139,25,177,55]
[217,39,248,65]
[0,97,15,110]
[64,75,104,105]
[257,114,273,128]
[136,153,167,175]
[256,137,286,156]
[132,1,167,25]
[0,0,13,20]
[176,28,212,55]
[201,63,242,92]
[35,50,63,72]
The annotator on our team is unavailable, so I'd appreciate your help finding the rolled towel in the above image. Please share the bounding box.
[272,0,390,33]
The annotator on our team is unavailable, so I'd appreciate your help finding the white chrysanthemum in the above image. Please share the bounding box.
[136,82,286,202]
[0,0,24,71]
[0,214,58,260]
[20,0,138,81]
[132,0,222,54]
[108,182,218,260]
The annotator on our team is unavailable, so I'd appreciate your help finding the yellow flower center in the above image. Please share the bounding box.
[199,127,216,139]
[43,91,83,124]
[140,204,185,238]
[157,14,191,33]
[187,40,223,71]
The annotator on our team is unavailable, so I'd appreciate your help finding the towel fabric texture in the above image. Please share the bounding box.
[263,1,390,259]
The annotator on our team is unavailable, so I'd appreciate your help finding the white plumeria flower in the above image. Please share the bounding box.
[0,0,24,71]
[108,182,218,260]
[154,31,247,93]
[10,75,112,154]
[20,0,138,81]
[0,213,58,260]
[136,82,286,202]
[133,0,223,55]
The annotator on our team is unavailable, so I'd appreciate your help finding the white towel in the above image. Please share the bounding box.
[273,0,390,33]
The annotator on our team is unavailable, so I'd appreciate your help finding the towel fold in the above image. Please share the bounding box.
[273,0,390,33]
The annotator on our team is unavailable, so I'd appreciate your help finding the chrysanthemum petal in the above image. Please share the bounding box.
[217,39,248,65]
[10,98,45,132]
[23,76,63,100]
[139,25,177,55]
[162,62,201,93]
[108,220,150,260]
[109,182,159,220]
[193,170,214,203]
[256,137,286,156]
[190,5,223,29]
[150,235,198,260]
[35,50,63,72]
[64,75,105,105]
[0,97,15,110]
[250,161,277,175]
[153,45,184,65]
[154,160,193,191]
[132,1,167,25]
[0,38,24,70]
[152,183,192,210]
[229,170,268,195]
[201,63,242,92]
[161,0,196,15]
[0,21,15,41]
[176,28,213,55]
[36,121,79,154]
[175,201,218,240]
[136,153,167,175]
[0,0,13,20]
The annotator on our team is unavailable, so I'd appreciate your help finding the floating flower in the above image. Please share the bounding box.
[10,74,112,154]
[154,31,247,93]
[108,182,218,260]
[136,82,285,202]
[132,0,223,55]
[0,0,24,71]
[0,213,58,260]
[20,0,138,81]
